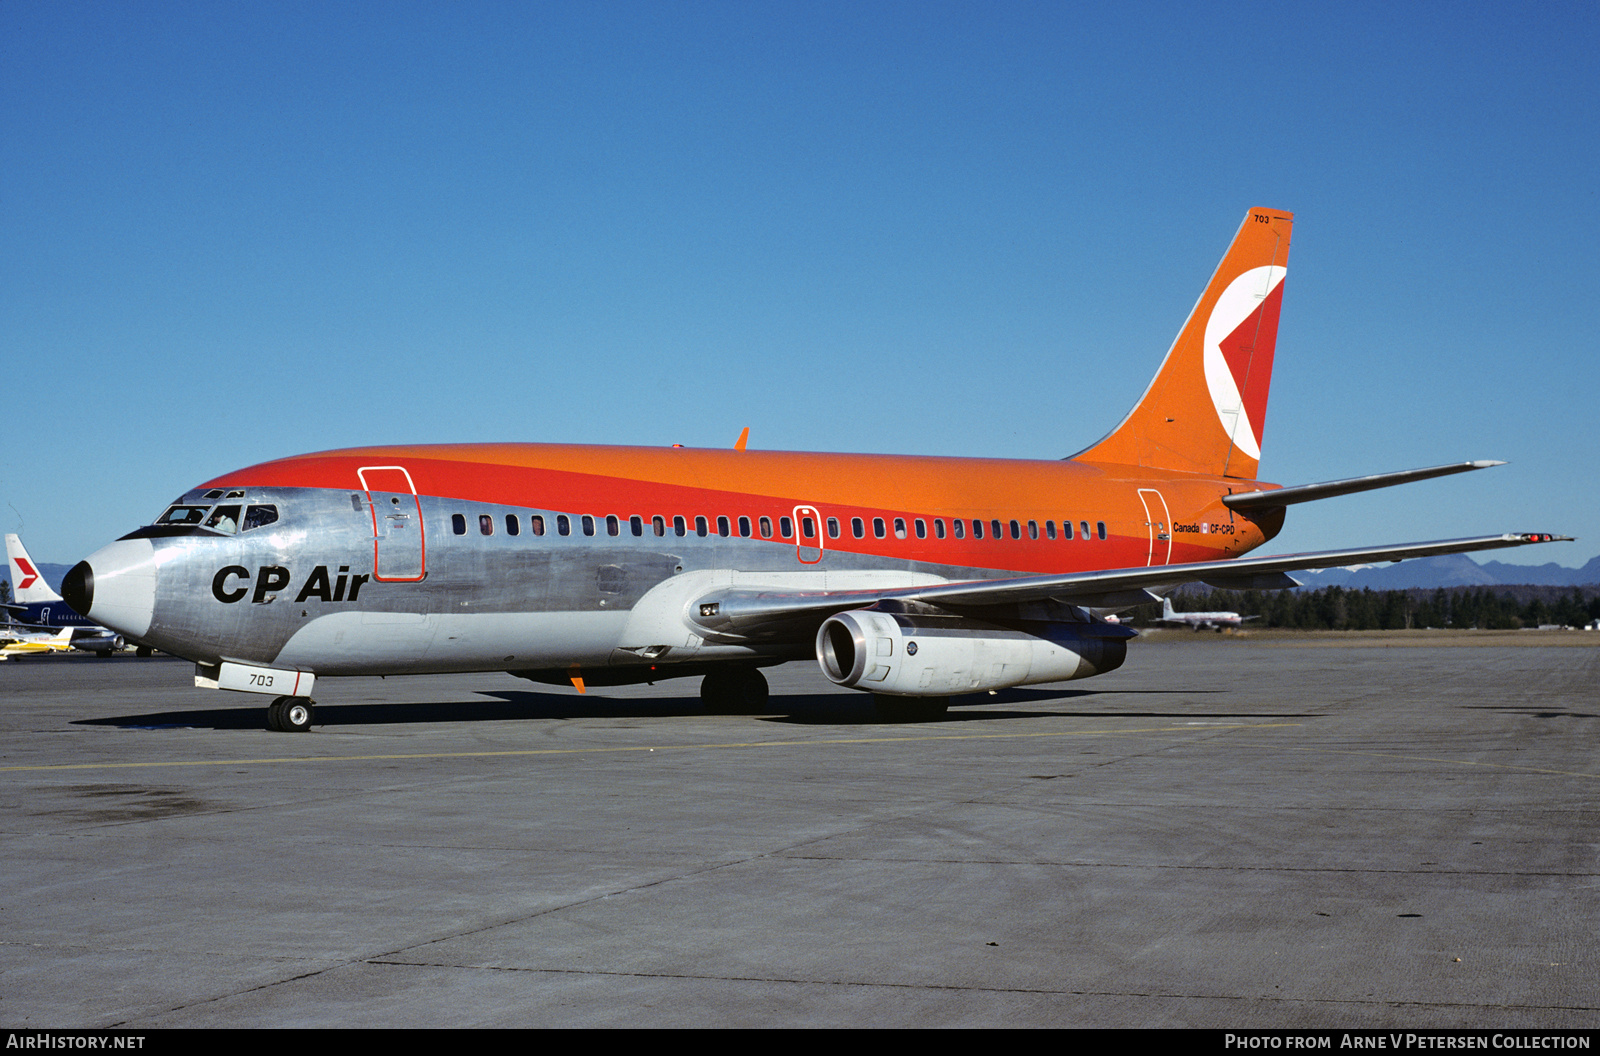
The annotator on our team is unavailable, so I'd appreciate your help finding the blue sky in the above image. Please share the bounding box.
[4,1,1596,569]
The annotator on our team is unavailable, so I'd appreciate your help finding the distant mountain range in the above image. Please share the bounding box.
[1290,553,1600,590]
[9,555,1599,600]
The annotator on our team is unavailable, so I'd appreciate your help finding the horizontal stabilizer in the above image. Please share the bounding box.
[691,532,1572,636]
[1222,461,1504,511]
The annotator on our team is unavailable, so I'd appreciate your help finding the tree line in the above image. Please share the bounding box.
[1135,585,1600,631]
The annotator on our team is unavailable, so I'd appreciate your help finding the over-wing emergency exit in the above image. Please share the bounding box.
[64,209,1570,730]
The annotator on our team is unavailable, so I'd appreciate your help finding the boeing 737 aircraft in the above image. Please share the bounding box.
[1156,595,1257,632]
[64,209,1569,731]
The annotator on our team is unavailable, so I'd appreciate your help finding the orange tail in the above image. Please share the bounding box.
[1075,208,1293,480]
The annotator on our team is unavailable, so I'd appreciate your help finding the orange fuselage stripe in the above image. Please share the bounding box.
[204,444,1278,574]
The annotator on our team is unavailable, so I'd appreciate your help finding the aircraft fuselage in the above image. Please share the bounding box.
[76,445,1275,679]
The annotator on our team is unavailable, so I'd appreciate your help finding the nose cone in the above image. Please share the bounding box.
[71,539,158,639]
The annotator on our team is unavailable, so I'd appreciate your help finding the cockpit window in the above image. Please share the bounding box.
[242,505,279,531]
[205,505,242,535]
[158,505,211,525]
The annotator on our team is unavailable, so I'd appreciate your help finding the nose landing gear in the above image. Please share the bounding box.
[267,696,316,733]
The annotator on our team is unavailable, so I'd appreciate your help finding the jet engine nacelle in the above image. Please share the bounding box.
[815,608,1127,697]
[72,633,125,655]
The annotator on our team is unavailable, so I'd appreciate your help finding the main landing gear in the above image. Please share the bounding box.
[267,696,316,733]
[701,667,770,714]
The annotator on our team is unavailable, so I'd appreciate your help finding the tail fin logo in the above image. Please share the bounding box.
[1069,208,1292,478]
[14,557,40,591]
[1203,265,1286,461]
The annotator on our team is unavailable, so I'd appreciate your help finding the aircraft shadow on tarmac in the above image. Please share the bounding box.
[73,685,1312,732]
[1459,704,1598,720]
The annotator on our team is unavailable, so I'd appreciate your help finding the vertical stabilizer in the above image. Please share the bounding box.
[1075,209,1292,480]
[6,535,64,604]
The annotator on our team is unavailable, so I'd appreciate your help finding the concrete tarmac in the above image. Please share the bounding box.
[2,633,1596,1028]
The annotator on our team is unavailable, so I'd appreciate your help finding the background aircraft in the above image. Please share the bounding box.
[0,627,76,661]
[1156,595,1257,632]
[64,209,1569,731]
[5,534,127,655]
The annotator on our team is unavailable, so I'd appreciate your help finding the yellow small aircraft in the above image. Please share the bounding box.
[0,627,77,660]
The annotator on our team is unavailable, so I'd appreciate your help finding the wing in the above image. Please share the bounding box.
[690,532,1571,638]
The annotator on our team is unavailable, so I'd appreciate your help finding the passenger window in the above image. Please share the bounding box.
[933,518,945,539]
[851,517,865,539]
[674,516,687,537]
[953,519,965,539]
[1009,519,1021,540]
[606,515,620,537]
[992,519,1003,540]
[758,516,772,538]
[894,518,906,540]
[243,505,279,532]
[557,515,571,536]
[480,515,494,536]
[872,517,885,539]
[738,516,751,538]
[1045,520,1056,540]
[531,515,546,536]
[781,516,794,539]
[1062,520,1073,540]
[506,514,520,536]
[972,519,983,539]
[1080,520,1090,540]
[652,516,665,537]
[801,517,815,539]
[826,517,839,539]
[1028,520,1038,540]
[1097,521,1107,540]
[695,516,708,538]
[630,515,643,537]
[582,515,596,537]
[452,513,467,535]
[914,519,925,539]
[717,516,731,538]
